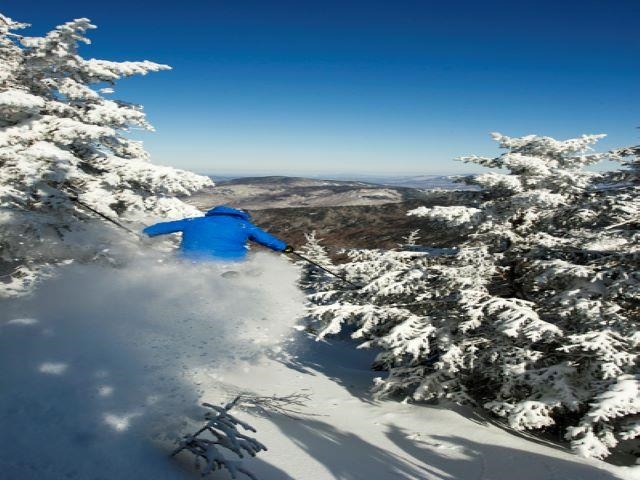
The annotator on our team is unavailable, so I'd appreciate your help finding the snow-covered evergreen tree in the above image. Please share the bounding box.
[306,133,639,460]
[0,13,212,296]
[296,231,336,291]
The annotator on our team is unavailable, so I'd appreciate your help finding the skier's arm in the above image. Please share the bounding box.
[143,219,187,237]
[247,223,287,252]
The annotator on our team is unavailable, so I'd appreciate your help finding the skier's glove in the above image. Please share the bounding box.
[283,245,294,254]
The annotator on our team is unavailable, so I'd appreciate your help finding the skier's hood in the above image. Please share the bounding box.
[205,205,250,220]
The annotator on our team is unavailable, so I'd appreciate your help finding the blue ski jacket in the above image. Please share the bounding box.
[142,206,287,261]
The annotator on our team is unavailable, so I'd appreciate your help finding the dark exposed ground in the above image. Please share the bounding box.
[251,200,461,255]
[198,195,479,258]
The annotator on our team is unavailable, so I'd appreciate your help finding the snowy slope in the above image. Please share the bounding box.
[0,252,304,479]
[200,335,637,480]
[0,253,636,479]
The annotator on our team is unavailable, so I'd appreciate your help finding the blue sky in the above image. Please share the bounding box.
[5,1,640,175]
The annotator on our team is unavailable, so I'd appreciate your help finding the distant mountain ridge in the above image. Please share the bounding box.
[206,174,475,189]
[217,175,374,188]
[188,174,477,212]
[356,174,475,190]
[189,175,427,211]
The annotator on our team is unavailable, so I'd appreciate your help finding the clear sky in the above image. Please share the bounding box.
[4,1,639,176]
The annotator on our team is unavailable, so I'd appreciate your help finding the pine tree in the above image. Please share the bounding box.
[305,133,639,459]
[0,14,212,296]
[296,231,335,291]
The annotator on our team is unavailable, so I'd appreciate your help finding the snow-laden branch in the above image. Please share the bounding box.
[172,397,267,479]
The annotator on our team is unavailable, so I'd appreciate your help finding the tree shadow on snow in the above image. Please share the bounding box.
[384,425,626,480]
[274,329,381,404]
[276,331,592,466]
[404,398,597,459]
[437,401,581,455]
[273,332,628,479]
[269,414,624,480]
[269,415,431,479]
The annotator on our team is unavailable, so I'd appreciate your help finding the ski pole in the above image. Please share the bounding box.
[49,183,142,240]
[288,250,361,289]
[71,195,141,238]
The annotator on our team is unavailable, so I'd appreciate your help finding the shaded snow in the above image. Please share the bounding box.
[0,252,304,479]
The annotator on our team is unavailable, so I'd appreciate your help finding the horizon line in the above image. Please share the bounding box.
[195,171,475,179]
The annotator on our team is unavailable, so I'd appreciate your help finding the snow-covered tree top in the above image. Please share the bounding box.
[0,12,210,216]
[456,133,607,196]
[0,12,212,297]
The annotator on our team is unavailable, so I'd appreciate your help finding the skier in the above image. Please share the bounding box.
[142,205,293,261]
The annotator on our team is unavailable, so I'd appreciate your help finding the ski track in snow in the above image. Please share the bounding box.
[0,254,637,480]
